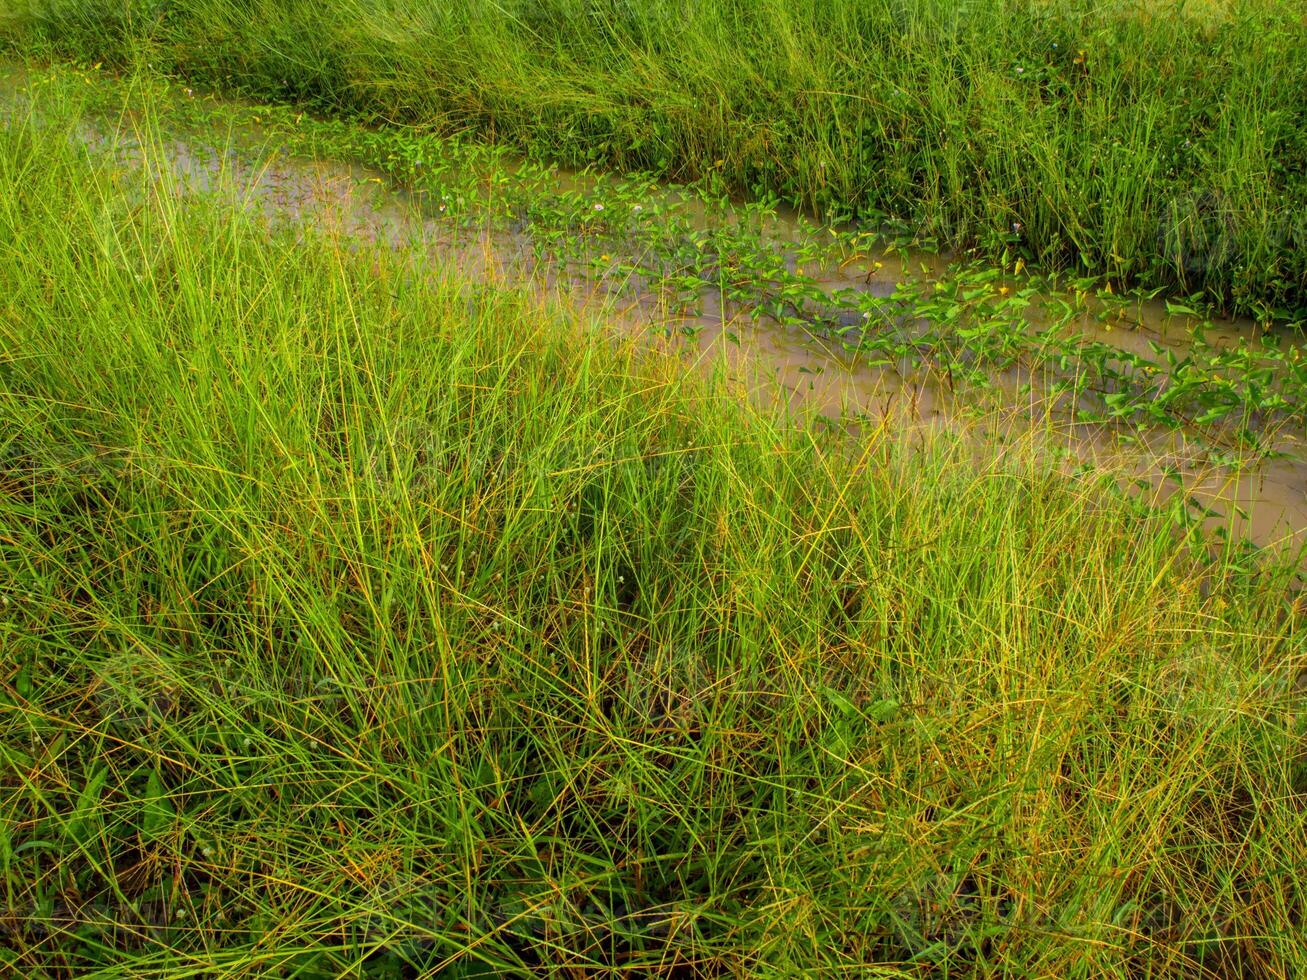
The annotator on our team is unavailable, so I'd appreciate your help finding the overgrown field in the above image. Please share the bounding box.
[3,0,1306,319]
[1,80,1306,976]
[12,61,1307,484]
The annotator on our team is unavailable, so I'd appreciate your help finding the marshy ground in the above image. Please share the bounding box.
[1,4,1306,977]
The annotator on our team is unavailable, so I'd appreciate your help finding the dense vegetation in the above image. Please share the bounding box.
[12,61,1307,481]
[1,77,1305,977]
[4,0,1306,319]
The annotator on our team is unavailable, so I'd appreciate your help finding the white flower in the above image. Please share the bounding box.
[593,203,604,211]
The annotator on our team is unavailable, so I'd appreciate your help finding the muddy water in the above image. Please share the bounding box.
[22,101,1307,554]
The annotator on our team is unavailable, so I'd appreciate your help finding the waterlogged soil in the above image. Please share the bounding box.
[8,70,1307,554]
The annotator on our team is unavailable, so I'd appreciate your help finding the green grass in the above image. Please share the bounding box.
[1,77,1306,977]
[13,59,1307,478]
[4,0,1306,320]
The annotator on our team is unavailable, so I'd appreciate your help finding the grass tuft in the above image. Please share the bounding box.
[0,75,1304,977]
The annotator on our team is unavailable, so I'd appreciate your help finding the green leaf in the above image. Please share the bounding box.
[142,769,175,838]
[865,699,900,723]
[70,767,110,845]
[824,687,859,718]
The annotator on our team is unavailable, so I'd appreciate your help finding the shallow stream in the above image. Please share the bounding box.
[8,65,1306,554]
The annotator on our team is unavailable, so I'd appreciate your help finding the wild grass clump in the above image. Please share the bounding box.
[4,0,1306,319]
[0,91,1305,976]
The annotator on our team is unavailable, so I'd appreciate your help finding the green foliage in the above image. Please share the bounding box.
[24,60,1304,475]
[1,80,1305,977]
[4,0,1306,317]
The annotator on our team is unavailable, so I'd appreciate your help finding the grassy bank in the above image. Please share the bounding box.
[12,60,1307,477]
[2,84,1306,976]
[4,0,1307,320]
